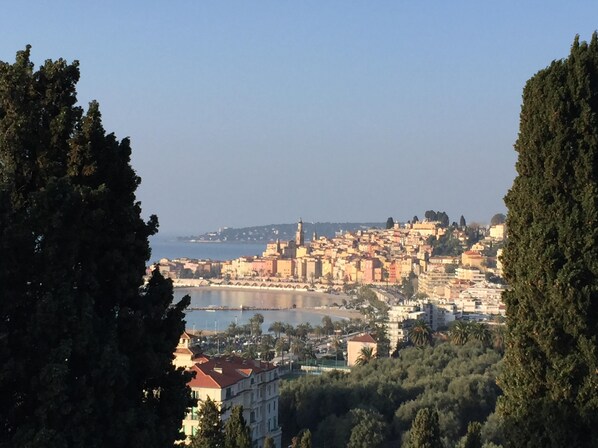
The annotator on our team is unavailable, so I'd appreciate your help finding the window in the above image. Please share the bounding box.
[226,387,232,399]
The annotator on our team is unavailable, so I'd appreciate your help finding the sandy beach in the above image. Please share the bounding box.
[176,284,364,322]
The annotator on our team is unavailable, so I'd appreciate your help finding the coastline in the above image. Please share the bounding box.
[174,284,364,321]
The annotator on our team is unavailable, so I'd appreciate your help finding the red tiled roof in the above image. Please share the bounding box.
[349,333,377,344]
[463,251,482,256]
[187,355,275,390]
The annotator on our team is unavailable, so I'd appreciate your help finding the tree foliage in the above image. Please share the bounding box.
[459,215,467,228]
[428,232,464,257]
[424,210,449,227]
[355,346,376,366]
[190,397,225,448]
[457,421,482,448]
[408,320,432,347]
[280,343,502,447]
[347,409,387,448]
[500,33,598,447]
[449,322,493,348]
[224,405,252,448]
[299,429,313,448]
[403,407,442,448]
[0,47,190,447]
[489,213,505,226]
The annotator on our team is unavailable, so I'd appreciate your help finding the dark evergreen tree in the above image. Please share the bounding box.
[190,397,225,448]
[412,215,419,223]
[457,421,482,448]
[459,215,466,228]
[347,409,387,448]
[489,213,505,226]
[437,211,449,228]
[0,47,191,447]
[224,405,251,448]
[424,210,437,221]
[386,217,395,229]
[500,33,598,447]
[404,408,442,448]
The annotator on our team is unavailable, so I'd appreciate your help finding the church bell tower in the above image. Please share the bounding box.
[295,218,305,247]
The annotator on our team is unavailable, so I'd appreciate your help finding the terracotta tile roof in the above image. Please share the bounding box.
[349,333,377,344]
[187,355,276,390]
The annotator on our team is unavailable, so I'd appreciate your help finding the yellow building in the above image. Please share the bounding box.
[276,259,295,279]
[347,333,378,367]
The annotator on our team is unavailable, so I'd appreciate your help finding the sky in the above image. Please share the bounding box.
[2,2,598,236]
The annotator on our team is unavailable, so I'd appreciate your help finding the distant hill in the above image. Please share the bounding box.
[180,222,386,243]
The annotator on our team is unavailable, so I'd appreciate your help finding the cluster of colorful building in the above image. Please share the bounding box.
[158,219,506,288]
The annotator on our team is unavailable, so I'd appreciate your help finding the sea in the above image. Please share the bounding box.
[149,236,348,332]
[148,236,264,264]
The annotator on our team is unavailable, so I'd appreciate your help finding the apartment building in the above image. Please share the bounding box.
[181,355,282,448]
[173,335,282,448]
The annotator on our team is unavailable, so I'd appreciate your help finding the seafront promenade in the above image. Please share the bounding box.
[173,283,363,331]
[170,277,336,293]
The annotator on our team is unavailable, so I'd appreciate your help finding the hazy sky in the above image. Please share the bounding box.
[2,2,597,235]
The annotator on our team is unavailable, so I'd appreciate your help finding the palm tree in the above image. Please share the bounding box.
[408,320,432,347]
[295,323,312,340]
[268,321,285,338]
[249,313,264,337]
[242,345,258,360]
[355,346,376,366]
[469,322,492,347]
[492,325,505,353]
[302,343,317,364]
[226,322,239,338]
[449,320,471,345]
[258,335,275,361]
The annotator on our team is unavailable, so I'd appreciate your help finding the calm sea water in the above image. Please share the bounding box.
[174,288,347,332]
[148,236,264,264]
[150,238,347,331]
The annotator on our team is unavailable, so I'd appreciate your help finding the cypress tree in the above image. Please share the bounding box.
[190,397,224,448]
[0,47,191,447]
[457,422,482,448]
[299,429,312,448]
[404,407,442,448]
[224,405,251,448]
[500,33,598,447]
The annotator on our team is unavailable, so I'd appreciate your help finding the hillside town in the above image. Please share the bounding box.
[156,214,507,348]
